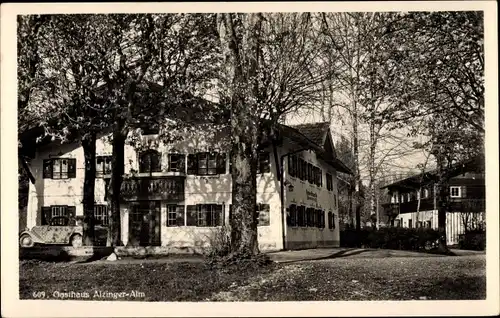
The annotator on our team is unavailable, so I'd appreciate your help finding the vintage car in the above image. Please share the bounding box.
[19,216,108,248]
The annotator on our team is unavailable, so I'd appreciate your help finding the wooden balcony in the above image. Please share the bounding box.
[105,176,185,202]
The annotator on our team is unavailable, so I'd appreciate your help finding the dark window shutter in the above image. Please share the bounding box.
[176,205,185,226]
[187,154,197,175]
[178,154,186,173]
[461,186,467,198]
[288,156,294,177]
[41,207,51,225]
[332,213,336,229]
[186,205,197,226]
[43,160,53,178]
[216,153,226,174]
[215,204,223,226]
[68,159,76,178]
[288,205,296,227]
[67,206,76,218]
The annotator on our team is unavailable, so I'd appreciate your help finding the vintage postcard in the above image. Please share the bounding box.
[1,1,498,317]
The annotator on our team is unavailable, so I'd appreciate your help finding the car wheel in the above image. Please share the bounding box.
[70,234,83,248]
[19,234,34,248]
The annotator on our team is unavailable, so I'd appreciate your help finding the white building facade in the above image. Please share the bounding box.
[24,122,351,252]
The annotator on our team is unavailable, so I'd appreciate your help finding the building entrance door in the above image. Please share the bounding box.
[129,201,161,246]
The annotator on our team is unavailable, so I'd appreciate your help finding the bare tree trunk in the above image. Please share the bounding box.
[81,132,97,246]
[107,124,126,247]
[218,13,262,257]
[230,142,259,255]
[435,150,450,253]
[352,103,362,236]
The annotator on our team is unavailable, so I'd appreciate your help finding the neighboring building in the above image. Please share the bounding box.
[380,156,485,245]
[20,122,352,252]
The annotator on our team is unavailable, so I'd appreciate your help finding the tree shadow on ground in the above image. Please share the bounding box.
[278,248,372,264]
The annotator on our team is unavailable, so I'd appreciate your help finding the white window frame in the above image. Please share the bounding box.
[450,186,461,198]
[94,204,109,226]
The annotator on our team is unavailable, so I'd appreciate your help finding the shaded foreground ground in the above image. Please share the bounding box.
[19,252,485,301]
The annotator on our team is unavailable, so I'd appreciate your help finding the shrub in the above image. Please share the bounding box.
[340,227,441,252]
[458,230,486,251]
[205,226,232,259]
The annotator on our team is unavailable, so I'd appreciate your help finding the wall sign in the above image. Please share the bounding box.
[306,190,317,202]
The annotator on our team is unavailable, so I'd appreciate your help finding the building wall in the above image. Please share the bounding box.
[282,145,340,249]
[26,129,341,251]
[394,210,485,245]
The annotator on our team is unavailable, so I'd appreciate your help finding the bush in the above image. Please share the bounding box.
[205,226,232,259]
[340,227,441,252]
[458,231,486,251]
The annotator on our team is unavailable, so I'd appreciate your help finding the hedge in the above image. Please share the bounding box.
[340,227,442,251]
[458,231,486,251]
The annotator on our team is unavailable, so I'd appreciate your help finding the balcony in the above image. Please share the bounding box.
[105,176,185,202]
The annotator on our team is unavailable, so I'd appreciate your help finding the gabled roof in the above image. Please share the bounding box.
[290,122,330,147]
[380,155,485,190]
[280,122,352,175]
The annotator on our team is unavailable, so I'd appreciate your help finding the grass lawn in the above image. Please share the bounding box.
[19,254,485,301]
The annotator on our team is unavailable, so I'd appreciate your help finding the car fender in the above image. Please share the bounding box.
[19,230,44,244]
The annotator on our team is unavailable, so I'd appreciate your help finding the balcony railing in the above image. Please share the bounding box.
[104,176,185,202]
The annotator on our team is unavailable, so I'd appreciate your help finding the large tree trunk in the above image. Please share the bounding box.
[352,103,362,236]
[435,151,450,253]
[368,120,377,224]
[218,13,262,257]
[107,124,126,247]
[81,132,97,246]
[230,141,259,255]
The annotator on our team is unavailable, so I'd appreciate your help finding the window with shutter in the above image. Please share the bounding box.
[216,153,227,174]
[94,205,108,226]
[167,205,178,226]
[288,155,296,177]
[168,154,186,173]
[96,156,112,177]
[187,154,197,175]
[305,208,313,227]
[331,213,336,229]
[288,204,297,227]
[186,205,198,226]
[301,160,307,180]
[41,207,51,225]
[176,205,185,226]
[326,173,333,191]
[450,186,461,198]
[195,204,223,227]
[45,158,76,179]
[43,160,53,178]
[139,150,161,174]
[68,159,77,178]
